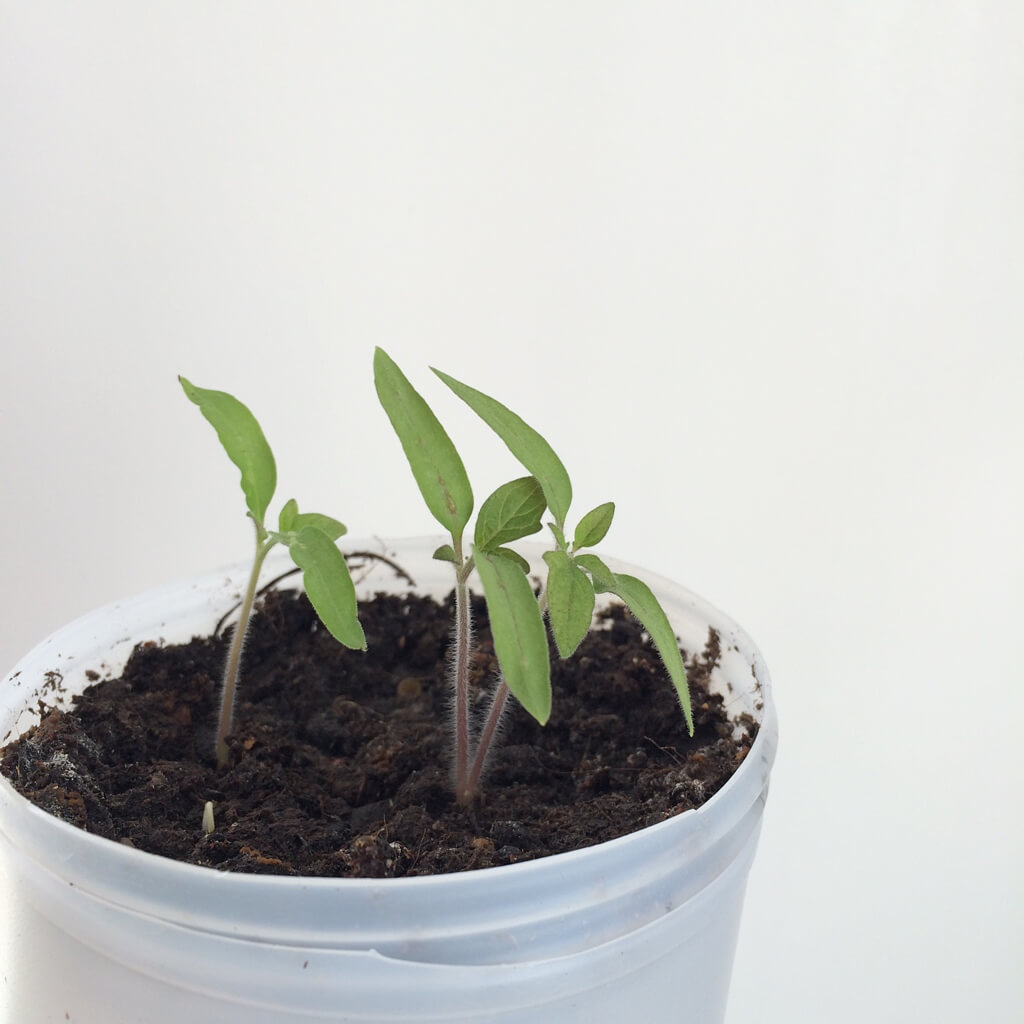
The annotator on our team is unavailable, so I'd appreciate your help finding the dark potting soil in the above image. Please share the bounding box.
[1,583,756,878]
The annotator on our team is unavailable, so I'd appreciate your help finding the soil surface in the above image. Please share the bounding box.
[1,583,756,878]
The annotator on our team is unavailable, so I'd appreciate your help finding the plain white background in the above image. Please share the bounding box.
[1,3,1021,1021]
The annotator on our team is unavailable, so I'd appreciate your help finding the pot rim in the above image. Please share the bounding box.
[0,536,776,964]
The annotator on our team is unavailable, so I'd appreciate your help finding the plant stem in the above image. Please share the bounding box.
[216,523,273,769]
[463,585,548,799]
[465,679,509,798]
[452,548,473,802]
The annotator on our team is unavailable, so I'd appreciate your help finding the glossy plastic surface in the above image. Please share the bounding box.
[0,539,777,1023]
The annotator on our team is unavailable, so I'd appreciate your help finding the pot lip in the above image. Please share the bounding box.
[0,535,777,893]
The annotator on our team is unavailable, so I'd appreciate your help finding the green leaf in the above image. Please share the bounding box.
[542,550,596,659]
[432,368,572,531]
[290,510,347,542]
[277,500,346,542]
[179,376,277,525]
[433,544,458,564]
[285,526,366,651]
[574,553,617,593]
[474,476,546,551]
[608,573,693,735]
[490,546,531,574]
[474,547,551,725]
[548,521,568,550]
[278,498,298,533]
[573,501,615,550]
[374,349,473,541]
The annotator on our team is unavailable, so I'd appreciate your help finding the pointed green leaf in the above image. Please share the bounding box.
[278,498,299,533]
[286,526,366,650]
[542,550,596,659]
[474,476,546,551]
[573,501,615,550]
[277,501,346,542]
[474,547,551,725]
[432,368,572,531]
[179,376,276,525]
[548,521,568,550]
[608,573,693,735]
[374,349,473,541]
[290,511,347,542]
[433,544,458,564]
[574,553,617,594]
[491,546,531,574]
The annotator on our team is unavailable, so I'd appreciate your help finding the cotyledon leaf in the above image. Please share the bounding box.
[374,348,473,541]
[179,376,277,525]
[432,368,572,530]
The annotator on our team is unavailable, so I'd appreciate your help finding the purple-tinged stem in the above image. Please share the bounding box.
[452,556,473,801]
[215,523,272,769]
[465,679,510,799]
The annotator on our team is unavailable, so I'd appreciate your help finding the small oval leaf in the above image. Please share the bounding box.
[432,368,573,531]
[543,550,596,659]
[432,544,458,564]
[474,476,546,551]
[374,349,474,541]
[474,547,551,725]
[609,573,693,735]
[278,498,299,533]
[290,510,347,542]
[286,526,366,651]
[179,376,277,525]
[491,546,531,574]
[574,552,617,594]
[573,501,615,550]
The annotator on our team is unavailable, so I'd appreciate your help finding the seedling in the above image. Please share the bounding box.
[180,377,365,768]
[433,366,693,732]
[374,349,692,804]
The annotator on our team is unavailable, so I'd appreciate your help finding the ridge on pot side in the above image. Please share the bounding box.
[0,355,776,1023]
[0,541,776,1024]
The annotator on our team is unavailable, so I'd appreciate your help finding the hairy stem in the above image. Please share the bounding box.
[216,524,273,769]
[452,545,473,802]
[461,575,550,802]
[465,679,509,798]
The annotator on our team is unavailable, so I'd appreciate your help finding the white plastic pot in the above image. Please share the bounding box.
[0,538,777,1023]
